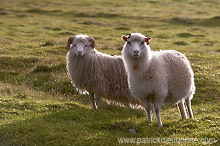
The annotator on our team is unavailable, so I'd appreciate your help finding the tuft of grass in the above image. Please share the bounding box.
[40,40,56,47]
[176,32,195,38]
[173,41,188,46]
[115,26,130,30]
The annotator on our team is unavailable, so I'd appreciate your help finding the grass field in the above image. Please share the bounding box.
[0,0,219,145]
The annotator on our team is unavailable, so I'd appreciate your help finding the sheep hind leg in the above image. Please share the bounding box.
[185,96,194,119]
[89,93,96,109]
[95,94,102,109]
[154,105,163,127]
[177,100,187,119]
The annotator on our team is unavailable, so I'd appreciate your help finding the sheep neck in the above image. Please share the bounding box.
[67,50,95,76]
[132,48,152,72]
[67,51,97,90]
[133,63,139,71]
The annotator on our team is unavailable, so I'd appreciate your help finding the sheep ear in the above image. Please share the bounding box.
[87,37,95,49]
[67,36,76,49]
[145,37,151,45]
[121,36,128,41]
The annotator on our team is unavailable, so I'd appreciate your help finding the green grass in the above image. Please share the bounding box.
[0,0,219,145]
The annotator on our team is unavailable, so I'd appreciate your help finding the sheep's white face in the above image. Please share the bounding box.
[126,39,145,58]
[122,33,151,59]
[70,39,92,57]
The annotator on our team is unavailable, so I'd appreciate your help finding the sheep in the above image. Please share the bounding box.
[121,33,195,126]
[66,34,140,109]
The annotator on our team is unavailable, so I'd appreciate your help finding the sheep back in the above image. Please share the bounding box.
[127,50,195,104]
[160,50,195,102]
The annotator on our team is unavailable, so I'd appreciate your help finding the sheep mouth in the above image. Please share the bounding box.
[132,54,140,58]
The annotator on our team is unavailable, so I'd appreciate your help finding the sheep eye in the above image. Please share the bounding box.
[141,42,144,45]
[127,42,131,45]
[85,45,88,47]
[73,45,76,47]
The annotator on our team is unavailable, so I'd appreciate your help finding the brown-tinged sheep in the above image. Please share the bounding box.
[66,35,140,109]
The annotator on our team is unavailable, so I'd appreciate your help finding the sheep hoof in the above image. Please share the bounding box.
[97,104,102,109]
[91,106,97,110]
[158,123,163,127]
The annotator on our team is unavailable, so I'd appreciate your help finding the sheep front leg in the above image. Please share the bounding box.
[177,100,187,119]
[185,96,194,119]
[154,96,164,127]
[95,94,102,109]
[89,93,96,109]
[154,105,163,127]
[142,98,152,122]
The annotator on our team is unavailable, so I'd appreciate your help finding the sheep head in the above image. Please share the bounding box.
[67,35,96,57]
[121,33,151,58]
[122,33,151,45]
[67,35,95,49]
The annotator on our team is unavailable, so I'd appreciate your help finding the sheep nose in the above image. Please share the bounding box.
[76,51,83,56]
[133,50,139,54]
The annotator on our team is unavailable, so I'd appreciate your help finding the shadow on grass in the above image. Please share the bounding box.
[1,101,219,145]
[176,32,205,38]
[168,16,220,27]
[0,103,87,145]
[0,101,144,145]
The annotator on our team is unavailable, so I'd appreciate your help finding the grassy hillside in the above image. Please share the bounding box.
[0,0,219,145]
